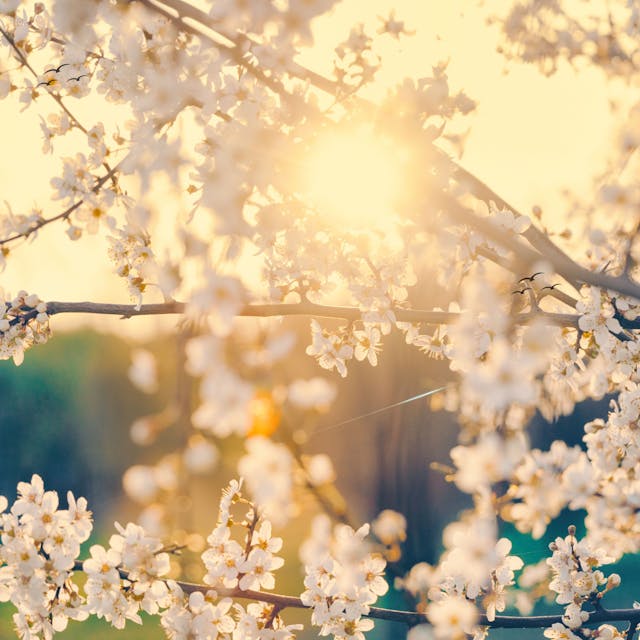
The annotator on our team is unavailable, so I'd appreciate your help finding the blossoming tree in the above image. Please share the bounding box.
[1,1,640,639]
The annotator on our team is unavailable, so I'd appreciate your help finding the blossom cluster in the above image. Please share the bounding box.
[2,1,640,639]
[0,291,50,366]
[0,476,302,639]
[202,479,285,593]
[543,528,622,640]
[83,521,171,627]
[163,478,302,640]
[498,1,638,77]
[0,202,43,253]
[301,516,388,640]
[0,476,175,637]
[303,245,417,376]
[160,586,236,640]
[396,504,523,639]
[107,209,157,308]
[0,475,92,639]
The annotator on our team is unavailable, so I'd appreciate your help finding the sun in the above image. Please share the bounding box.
[302,125,403,227]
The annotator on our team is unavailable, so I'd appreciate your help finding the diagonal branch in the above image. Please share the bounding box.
[447,162,583,281]
[0,24,118,188]
[0,163,121,246]
[437,192,640,300]
[135,1,640,304]
[10,2,638,310]
[134,0,288,98]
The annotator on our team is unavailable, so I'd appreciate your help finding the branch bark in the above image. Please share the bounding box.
[69,561,640,630]
[43,300,580,328]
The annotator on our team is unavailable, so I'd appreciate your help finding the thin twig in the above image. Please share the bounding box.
[0,164,121,246]
[0,25,118,187]
[280,420,353,527]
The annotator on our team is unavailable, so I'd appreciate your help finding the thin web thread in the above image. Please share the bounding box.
[311,385,447,437]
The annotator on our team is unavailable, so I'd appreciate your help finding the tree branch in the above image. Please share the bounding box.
[436,191,640,301]
[0,164,121,246]
[141,0,363,97]
[0,25,119,188]
[68,560,640,630]
[134,1,640,305]
[41,299,581,328]
[12,2,637,313]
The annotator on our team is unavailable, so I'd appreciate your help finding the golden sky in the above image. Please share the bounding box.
[0,1,619,336]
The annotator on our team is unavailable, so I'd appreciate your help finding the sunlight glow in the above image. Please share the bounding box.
[303,126,402,226]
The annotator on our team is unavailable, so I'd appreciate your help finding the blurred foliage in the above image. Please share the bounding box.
[0,330,154,520]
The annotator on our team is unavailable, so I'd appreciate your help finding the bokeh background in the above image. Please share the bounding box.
[1,320,639,639]
[1,1,639,638]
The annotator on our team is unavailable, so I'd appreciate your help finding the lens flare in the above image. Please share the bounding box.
[302,125,402,226]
